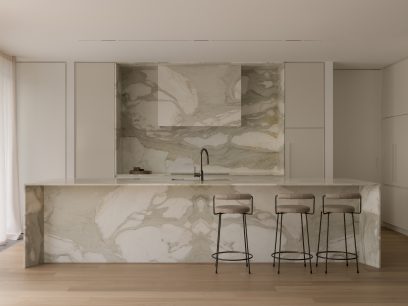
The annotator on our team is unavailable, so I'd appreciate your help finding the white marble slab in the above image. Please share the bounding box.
[25,181,380,269]
[25,176,379,186]
[117,64,284,175]
[25,186,44,267]
[158,64,241,127]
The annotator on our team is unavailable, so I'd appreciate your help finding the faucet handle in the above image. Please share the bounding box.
[193,166,200,177]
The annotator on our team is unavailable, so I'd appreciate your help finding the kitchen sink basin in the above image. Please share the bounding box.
[171,177,230,182]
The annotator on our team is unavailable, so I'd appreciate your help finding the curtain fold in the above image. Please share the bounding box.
[0,53,22,245]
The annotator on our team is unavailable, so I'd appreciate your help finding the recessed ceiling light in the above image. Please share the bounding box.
[78,39,321,42]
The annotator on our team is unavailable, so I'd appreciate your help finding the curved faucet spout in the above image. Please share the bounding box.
[200,148,209,182]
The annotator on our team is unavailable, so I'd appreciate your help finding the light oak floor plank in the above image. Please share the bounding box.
[0,228,407,306]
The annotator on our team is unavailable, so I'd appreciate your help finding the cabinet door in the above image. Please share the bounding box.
[382,60,408,118]
[17,63,66,183]
[17,62,66,219]
[75,63,115,179]
[394,117,408,187]
[285,63,325,128]
[383,116,408,187]
[285,128,324,178]
[382,118,394,185]
[382,185,408,231]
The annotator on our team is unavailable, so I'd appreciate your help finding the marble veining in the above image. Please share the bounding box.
[158,64,241,127]
[358,184,381,266]
[23,183,380,268]
[25,186,44,267]
[117,64,284,175]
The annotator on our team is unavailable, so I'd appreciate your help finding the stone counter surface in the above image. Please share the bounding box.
[25,177,380,269]
[25,175,378,186]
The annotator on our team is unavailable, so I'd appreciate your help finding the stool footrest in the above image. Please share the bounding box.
[271,251,313,261]
[316,250,357,261]
[211,251,253,262]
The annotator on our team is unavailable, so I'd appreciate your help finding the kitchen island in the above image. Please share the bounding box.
[25,176,380,268]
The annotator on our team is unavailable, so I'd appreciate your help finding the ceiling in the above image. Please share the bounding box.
[1,0,408,68]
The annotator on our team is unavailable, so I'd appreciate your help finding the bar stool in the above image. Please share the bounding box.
[272,193,315,274]
[212,194,254,274]
[316,193,361,273]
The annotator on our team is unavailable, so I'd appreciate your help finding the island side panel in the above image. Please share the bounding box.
[25,186,44,267]
[42,184,380,267]
[359,184,381,268]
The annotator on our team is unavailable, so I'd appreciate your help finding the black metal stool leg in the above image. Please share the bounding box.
[243,214,251,274]
[273,214,279,267]
[305,214,312,274]
[325,213,330,274]
[316,211,323,267]
[300,214,306,267]
[278,213,283,274]
[215,213,222,274]
[351,213,359,273]
[343,213,349,267]
[242,214,248,267]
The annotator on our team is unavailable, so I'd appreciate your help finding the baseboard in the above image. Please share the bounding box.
[383,222,408,236]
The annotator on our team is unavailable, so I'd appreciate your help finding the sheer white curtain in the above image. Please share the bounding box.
[0,52,22,245]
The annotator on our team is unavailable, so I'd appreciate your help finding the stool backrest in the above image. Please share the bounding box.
[323,193,361,214]
[276,193,315,200]
[324,193,361,200]
[213,194,254,215]
[275,193,315,214]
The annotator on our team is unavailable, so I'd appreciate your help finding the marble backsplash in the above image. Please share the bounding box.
[158,64,242,127]
[117,64,284,175]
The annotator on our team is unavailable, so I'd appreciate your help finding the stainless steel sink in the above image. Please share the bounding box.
[171,177,230,182]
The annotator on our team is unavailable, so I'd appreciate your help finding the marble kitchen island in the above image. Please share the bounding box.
[25,176,381,269]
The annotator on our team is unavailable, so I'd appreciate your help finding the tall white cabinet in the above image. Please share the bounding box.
[75,63,116,179]
[17,62,67,212]
[17,62,67,182]
[285,63,325,178]
[382,58,408,233]
[333,70,382,183]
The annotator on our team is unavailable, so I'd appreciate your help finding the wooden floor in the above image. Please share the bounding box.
[1,228,408,306]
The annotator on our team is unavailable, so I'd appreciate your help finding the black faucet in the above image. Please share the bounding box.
[199,148,209,182]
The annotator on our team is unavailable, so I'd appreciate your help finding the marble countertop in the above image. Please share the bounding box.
[25,175,379,187]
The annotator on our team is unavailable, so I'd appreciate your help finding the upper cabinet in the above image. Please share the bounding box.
[117,63,242,128]
[285,63,325,128]
[158,64,241,126]
[75,63,115,179]
[17,62,67,183]
[383,59,408,118]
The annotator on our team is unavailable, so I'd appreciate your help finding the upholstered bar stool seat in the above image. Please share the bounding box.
[276,204,310,214]
[215,205,250,214]
[212,194,254,274]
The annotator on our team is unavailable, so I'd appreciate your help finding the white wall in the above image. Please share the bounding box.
[382,58,408,234]
[16,62,66,211]
[333,70,382,182]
